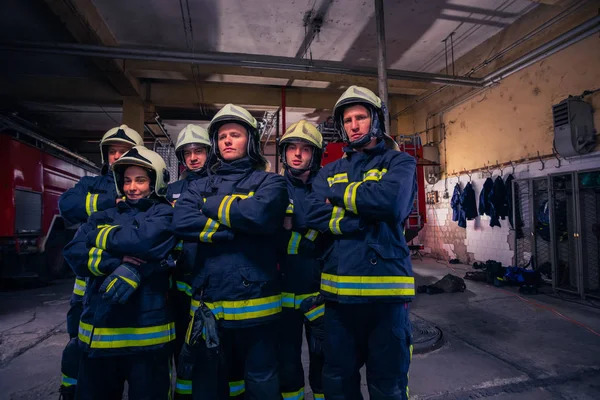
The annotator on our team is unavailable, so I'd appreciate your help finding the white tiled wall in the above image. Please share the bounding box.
[418,153,600,266]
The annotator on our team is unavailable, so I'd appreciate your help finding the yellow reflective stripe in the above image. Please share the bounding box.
[327,173,348,187]
[87,247,104,276]
[305,304,324,322]
[61,373,77,387]
[287,231,302,255]
[95,225,119,250]
[104,278,118,294]
[200,218,220,243]
[78,321,93,345]
[363,168,387,181]
[286,202,294,215]
[320,273,415,296]
[282,387,305,399]
[343,182,362,214]
[229,380,246,397]
[73,278,86,296]
[174,240,183,251]
[176,281,192,297]
[328,206,345,235]
[305,229,318,241]
[85,193,99,216]
[89,322,176,349]
[218,195,234,227]
[190,295,282,321]
[281,292,318,309]
[175,379,192,395]
[121,276,138,289]
[314,394,325,399]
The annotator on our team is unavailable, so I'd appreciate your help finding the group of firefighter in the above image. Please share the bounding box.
[56,85,417,400]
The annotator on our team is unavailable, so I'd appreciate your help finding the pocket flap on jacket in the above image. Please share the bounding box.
[368,243,408,260]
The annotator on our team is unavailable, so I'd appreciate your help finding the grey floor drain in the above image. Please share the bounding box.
[410,315,444,354]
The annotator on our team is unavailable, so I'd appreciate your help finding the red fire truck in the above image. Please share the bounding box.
[0,115,99,280]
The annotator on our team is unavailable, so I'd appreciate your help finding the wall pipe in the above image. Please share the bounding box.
[275,109,280,174]
[0,41,482,87]
[374,0,390,135]
[392,13,600,119]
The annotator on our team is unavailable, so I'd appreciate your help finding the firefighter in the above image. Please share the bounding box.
[62,146,176,400]
[166,124,211,399]
[172,104,288,400]
[303,86,417,400]
[57,124,143,399]
[277,120,327,400]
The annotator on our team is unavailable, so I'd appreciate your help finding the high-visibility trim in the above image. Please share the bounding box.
[281,292,319,309]
[174,240,183,251]
[328,206,345,235]
[73,278,86,297]
[87,247,104,276]
[321,273,415,297]
[286,202,294,215]
[121,275,138,289]
[287,231,302,255]
[304,304,324,322]
[199,218,220,243]
[282,387,305,400]
[363,168,387,181]
[176,281,192,297]
[94,225,119,250]
[61,373,77,387]
[305,229,319,242]
[313,393,325,399]
[343,182,362,214]
[85,193,99,216]
[327,173,348,187]
[175,379,192,395]
[229,380,246,397]
[190,295,282,321]
[104,278,118,294]
[218,195,234,227]
[80,322,176,349]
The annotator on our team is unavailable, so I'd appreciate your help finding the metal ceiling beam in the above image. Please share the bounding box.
[43,0,141,97]
[0,41,484,88]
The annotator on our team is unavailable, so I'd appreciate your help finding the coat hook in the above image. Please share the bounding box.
[537,151,545,171]
[510,160,516,175]
[553,151,562,168]
[467,170,473,182]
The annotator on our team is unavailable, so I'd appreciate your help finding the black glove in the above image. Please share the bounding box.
[187,302,220,350]
[299,294,325,355]
[99,263,141,304]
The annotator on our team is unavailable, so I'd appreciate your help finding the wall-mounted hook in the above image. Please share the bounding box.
[486,162,493,177]
[537,151,545,171]
[510,160,516,175]
[496,160,503,177]
[553,151,561,168]
[466,171,473,182]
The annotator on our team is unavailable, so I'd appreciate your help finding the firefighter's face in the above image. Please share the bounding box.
[123,166,151,201]
[217,123,248,161]
[183,144,207,171]
[285,142,313,170]
[108,144,132,165]
[343,105,371,143]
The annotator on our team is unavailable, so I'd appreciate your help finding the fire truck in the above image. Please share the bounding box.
[0,115,99,280]
[318,124,427,243]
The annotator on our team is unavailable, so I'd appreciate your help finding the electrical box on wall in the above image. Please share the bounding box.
[553,97,596,157]
[423,144,441,184]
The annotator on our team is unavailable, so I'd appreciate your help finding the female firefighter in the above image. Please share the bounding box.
[57,124,144,399]
[63,146,176,400]
[277,120,327,400]
[172,104,288,400]
[166,124,211,399]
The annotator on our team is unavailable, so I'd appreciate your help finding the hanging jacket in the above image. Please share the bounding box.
[63,197,177,357]
[461,182,478,220]
[58,167,118,330]
[278,170,330,312]
[171,157,288,328]
[489,176,508,228]
[450,183,462,223]
[166,170,206,297]
[302,141,417,304]
[479,177,494,217]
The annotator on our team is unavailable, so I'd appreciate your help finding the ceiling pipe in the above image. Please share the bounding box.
[0,41,483,87]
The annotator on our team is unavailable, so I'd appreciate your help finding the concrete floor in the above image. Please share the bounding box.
[1,259,599,399]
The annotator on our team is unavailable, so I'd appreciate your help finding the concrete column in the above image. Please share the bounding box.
[122,96,144,136]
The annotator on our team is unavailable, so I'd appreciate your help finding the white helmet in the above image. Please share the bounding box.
[112,146,170,198]
[100,124,145,164]
[175,124,211,170]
